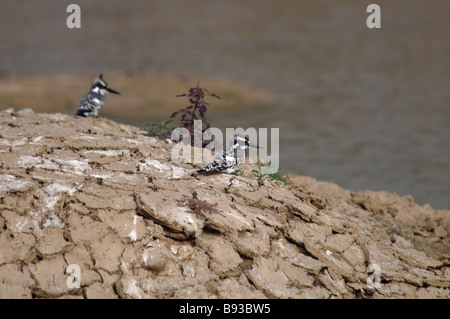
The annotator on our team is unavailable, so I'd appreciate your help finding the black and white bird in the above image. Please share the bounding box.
[196,135,260,175]
[75,74,120,118]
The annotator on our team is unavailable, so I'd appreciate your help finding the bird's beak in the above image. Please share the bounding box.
[106,87,120,94]
[249,141,263,149]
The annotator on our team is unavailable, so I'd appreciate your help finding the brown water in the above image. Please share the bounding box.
[1,0,449,209]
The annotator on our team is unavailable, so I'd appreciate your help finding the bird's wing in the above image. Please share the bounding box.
[78,93,103,112]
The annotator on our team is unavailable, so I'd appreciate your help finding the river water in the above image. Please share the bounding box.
[1,0,449,209]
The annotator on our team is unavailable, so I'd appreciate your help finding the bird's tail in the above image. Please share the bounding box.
[73,112,87,118]
[196,168,207,174]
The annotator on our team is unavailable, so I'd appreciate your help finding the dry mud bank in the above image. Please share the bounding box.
[0,109,449,299]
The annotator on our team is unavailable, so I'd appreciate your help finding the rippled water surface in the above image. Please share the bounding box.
[1,0,449,208]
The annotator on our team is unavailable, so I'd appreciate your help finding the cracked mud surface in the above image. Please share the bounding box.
[0,108,449,299]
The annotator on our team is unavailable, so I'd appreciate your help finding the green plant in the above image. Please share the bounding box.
[232,169,244,176]
[288,280,305,291]
[251,160,287,185]
[146,120,173,140]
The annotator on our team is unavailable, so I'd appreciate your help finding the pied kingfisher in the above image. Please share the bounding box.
[196,135,260,175]
[75,74,120,118]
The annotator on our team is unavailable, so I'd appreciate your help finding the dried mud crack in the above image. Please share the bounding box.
[0,108,449,299]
